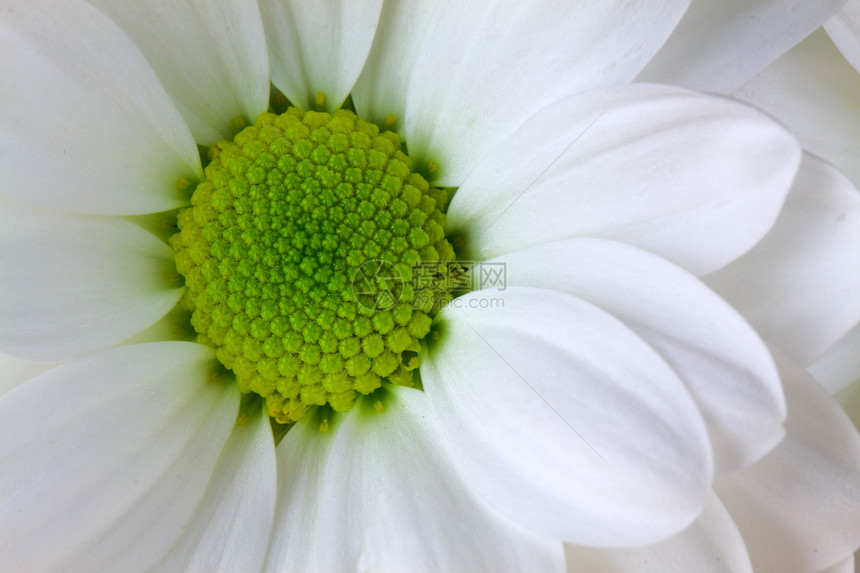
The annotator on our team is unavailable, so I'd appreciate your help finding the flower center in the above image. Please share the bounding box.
[171,108,458,423]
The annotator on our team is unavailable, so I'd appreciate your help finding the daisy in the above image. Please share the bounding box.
[2,1,860,572]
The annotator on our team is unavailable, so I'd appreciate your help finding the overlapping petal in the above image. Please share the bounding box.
[705,154,860,367]
[0,352,54,397]
[258,0,383,112]
[89,0,270,145]
[715,351,860,573]
[446,84,800,276]
[810,322,860,395]
[639,0,845,93]
[0,342,240,573]
[734,29,860,186]
[493,238,784,472]
[149,406,277,573]
[264,388,563,573]
[0,0,201,215]
[3,2,858,572]
[564,493,753,573]
[353,0,689,185]
[421,287,713,546]
[826,0,860,72]
[0,199,184,362]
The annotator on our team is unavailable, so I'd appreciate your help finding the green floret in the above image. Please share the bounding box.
[171,108,458,424]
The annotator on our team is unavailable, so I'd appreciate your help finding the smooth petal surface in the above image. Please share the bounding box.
[447,84,800,275]
[149,407,276,573]
[89,0,270,145]
[827,0,860,73]
[705,154,860,367]
[493,238,784,472]
[565,493,753,573]
[735,29,860,187]
[810,322,860,395]
[258,0,382,111]
[353,0,689,185]
[715,351,860,573]
[816,555,855,573]
[0,342,240,573]
[0,352,54,396]
[0,199,184,362]
[639,0,845,93]
[0,0,201,215]
[264,387,563,573]
[422,287,713,546]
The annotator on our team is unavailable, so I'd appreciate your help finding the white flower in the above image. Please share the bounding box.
[1,1,859,572]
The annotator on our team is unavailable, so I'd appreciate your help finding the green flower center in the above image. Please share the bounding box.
[171,108,458,423]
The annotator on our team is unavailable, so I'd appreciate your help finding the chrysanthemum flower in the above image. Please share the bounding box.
[2,1,860,572]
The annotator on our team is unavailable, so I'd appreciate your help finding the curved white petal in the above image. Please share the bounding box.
[810,322,860,395]
[353,0,689,186]
[0,199,184,362]
[89,0,270,145]
[639,0,845,93]
[0,342,240,573]
[421,287,713,547]
[493,238,784,472]
[734,29,860,187]
[149,406,276,573]
[264,387,563,573]
[706,154,860,367]
[826,0,860,73]
[564,493,753,573]
[715,351,860,573]
[0,352,55,396]
[0,0,201,215]
[258,0,383,112]
[447,84,800,275]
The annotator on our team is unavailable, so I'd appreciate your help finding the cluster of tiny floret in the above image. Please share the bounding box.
[171,108,456,423]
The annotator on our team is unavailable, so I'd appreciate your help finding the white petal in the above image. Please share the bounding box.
[816,555,855,573]
[826,0,860,73]
[0,352,55,396]
[715,350,860,573]
[564,493,753,573]
[809,322,860,395]
[447,84,800,276]
[89,0,270,145]
[0,342,240,573]
[353,0,689,186]
[149,406,276,573]
[264,387,563,573]
[421,287,713,546]
[705,154,860,367]
[0,199,184,362]
[258,0,383,112]
[492,238,784,472]
[0,0,201,215]
[639,0,845,93]
[734,28,860,188]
